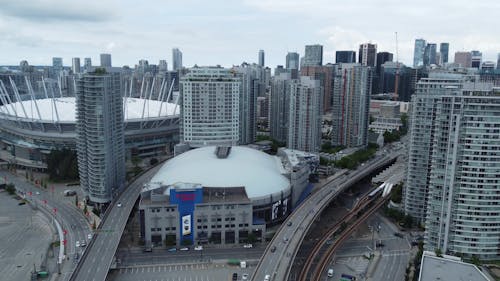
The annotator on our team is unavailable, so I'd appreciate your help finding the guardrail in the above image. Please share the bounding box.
[69,159,169,281]
[252,153,400,281]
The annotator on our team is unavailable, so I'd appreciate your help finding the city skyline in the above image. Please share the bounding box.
[0,0,499,68]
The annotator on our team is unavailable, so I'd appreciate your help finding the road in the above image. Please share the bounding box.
[0,170,91,281]
[252,151,402,281]
[71,166,162,281]
[324,214,411,281]
[117,246,263,266]
[107,263,251,281]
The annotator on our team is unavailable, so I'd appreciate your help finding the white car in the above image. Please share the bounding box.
[264,274,270,281]
[87,233,93,240]
[180,247,189,251]
[117,202,122,207]
[194,245,203,251]
[75,241,80,247]
[242,273,249,280]
[243,244,253,248]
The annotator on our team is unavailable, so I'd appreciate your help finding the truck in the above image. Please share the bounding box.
[240,261,247,268]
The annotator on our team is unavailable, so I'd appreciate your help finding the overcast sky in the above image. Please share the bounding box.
[0,0,498,69]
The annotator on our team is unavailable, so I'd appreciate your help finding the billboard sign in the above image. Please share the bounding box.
[182,214,191,236]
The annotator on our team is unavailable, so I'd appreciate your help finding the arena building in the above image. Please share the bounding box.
[139,146,318,246]
[0,96,179,169]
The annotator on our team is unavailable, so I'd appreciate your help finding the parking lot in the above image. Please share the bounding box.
[107,263,253,281]
[0,191,54,281]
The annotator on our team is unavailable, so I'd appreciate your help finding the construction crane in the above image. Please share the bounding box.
[394,32,400,101]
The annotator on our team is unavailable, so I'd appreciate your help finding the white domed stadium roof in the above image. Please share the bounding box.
[0,97,179,122]
[147,146,290,199]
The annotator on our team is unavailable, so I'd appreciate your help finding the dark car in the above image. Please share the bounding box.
[376,242,385,247]
[270,246,276,253]
[394,232,404,238]
[232,273,238,281]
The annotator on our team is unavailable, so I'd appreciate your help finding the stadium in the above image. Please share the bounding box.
[0,96,180,169]
[139,146,315,245]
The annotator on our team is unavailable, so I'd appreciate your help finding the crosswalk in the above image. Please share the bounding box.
[117,263,219,274]
[336,256,369,274]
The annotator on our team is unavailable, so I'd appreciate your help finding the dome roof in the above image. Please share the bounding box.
[0,97,179,122]
[148,146,290,199]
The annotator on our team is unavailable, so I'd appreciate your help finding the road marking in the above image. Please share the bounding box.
[142,267,145,273]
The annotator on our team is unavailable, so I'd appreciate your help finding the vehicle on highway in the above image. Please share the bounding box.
[242,273,249,280]
[143,247,152,252]
[264,274,271,281]
[243,243,253,248]
[270,246,276,253]
[287,221,292,226]
[18,201,26,205]
[117,202,122,207]
[327,268,334,277]
[167,247,177,252]
[376,242,385,247]
[63,190,76,196]
[180,247,189,251]
[80,240,86,247]
[340,273,357,280]
[35,191,40,195]
[194,245,203,251]
[232,273,238,281]
[283,237,289,243]
[87,233,93,240]
[75,241,80,247]
[394,232,404,238]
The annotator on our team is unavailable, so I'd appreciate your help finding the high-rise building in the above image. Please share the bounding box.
[358,43,377,67]
[375,52,393,76]
[331,64,371,148]
[497,53,500,70]
[406,75,500,259]
[454,52,472,68]
[84,57,92,71]
[259,50,265,67]
[180,67,240,147]
[158,60,168,72]
[172,48,183,71]
[286,52,300,70]
[413,39,426,67]
[440,43,449,64]
[288,76,322,152]
[336,51,356,64]
[270,72,292,143]
[301,65,334,113]
[404,73,464,222]
[303,44,323,66]
[75,71,125,205]
[72,58,81,74]
[233,63,262,145]
[100,53,112,67]
[471,50,482,68]
[423,43,437,66]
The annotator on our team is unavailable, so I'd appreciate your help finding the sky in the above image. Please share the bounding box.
[0,0,499,69]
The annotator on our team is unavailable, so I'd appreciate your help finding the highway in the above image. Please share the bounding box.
[0,170,91,281]
[251,151,402,281]
[70,165,162,281]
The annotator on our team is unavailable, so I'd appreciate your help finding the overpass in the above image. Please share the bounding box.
[69,166,162,281]
[251,150,403,281]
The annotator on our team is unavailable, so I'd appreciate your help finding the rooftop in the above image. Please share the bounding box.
[145,146,290,199]
[419,251,490,281]
[0,97,179,122]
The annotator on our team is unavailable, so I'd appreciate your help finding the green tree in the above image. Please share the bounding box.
[6,183,16,195]
[434,248,443,257]
[247,232,257,243]
[46,149,79,181]
[149,158,159,166]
